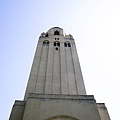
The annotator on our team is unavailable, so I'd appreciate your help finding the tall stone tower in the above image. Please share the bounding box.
[9,27,110,120]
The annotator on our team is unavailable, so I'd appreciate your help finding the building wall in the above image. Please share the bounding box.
[9,95,111,120]
[97,103,111,120]
[22,94,101,120]
[9,101,25,120]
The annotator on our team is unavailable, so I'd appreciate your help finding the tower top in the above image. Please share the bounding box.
[40,27,74,40]
[47,27,65,36]
[51,27,63,29]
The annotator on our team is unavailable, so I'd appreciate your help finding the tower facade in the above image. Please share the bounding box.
[9,27,110,120]
[24,27,86,100]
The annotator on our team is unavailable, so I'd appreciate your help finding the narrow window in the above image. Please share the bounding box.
[43,41,46,46]
[54,30,60,35]
[46,41,49,46]
[57,42,60,46]
[68,43,71,47]
[54,42,56,46]
[45,33,48,37]
[64,43,67,47]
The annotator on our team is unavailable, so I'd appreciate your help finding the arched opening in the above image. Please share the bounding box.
[54,41,60,47]
[43,40,49,46]
[64,42,71,47]
[54,30,60,35]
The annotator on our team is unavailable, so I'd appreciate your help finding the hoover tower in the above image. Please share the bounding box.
[9,27,110,120]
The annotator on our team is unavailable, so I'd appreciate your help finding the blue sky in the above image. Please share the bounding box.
[1,0,120,119]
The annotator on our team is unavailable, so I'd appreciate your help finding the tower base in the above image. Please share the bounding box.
[9,94,110,120]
